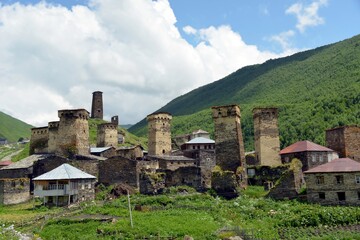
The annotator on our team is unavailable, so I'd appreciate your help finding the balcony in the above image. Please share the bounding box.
[34,184,78,197]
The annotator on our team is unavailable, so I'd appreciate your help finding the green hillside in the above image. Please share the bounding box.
[129,34,360,151]
[0,111,32,143]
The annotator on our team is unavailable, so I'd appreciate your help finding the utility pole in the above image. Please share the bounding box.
[127,190,133,228]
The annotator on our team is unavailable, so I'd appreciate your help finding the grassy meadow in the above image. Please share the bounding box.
[1,186,360,239]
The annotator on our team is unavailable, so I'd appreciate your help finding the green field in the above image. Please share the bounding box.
[1,186,360,240]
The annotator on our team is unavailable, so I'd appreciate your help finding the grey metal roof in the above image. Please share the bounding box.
[186,137,215,144]
[1,154,51,170]
[90,147,112,153]
[147,155,195,161]
[33,163,96,180]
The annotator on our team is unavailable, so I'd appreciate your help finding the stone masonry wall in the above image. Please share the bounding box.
[147,112,172,156]
[97,123,118,147]
[199,150,216,188]
[30,127,49,154]
[47,121,59,153]
[91,91,103,119]
[326,126,360,161]
[281,151,332,171]
[0,178,30,205]
[164,167,202,190]
[253,108,281,166]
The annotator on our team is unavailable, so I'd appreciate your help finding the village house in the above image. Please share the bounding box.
[90,146,116,158]
[280,140,338,171]
[304,158,360,205]
[33,163,96,206]
[0,138,8,145]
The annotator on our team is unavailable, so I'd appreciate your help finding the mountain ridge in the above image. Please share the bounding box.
[0,111,32,143]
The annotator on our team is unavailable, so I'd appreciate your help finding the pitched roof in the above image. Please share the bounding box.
[280,140,334,154]
[186,137,215,144]
[90,147,112,153]
[33,163,96,180]
[1,154,51,170]
[304,158,360,173]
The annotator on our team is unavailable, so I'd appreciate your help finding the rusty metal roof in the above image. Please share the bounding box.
[304,158,360,173]
[280,140,334,154]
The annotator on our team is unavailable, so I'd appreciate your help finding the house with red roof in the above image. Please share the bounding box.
[304,158,360,205]
[280,140,338,171]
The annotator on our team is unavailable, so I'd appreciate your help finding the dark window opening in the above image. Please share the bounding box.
[337,192,346,201]
[318,192,325,199]
[336,175,344,184]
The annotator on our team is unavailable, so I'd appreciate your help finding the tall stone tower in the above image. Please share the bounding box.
[29,127,49,154]
[147,112,172,156]
[253,107,281,166]
[91,91,103,119]
[212,105,246,172]
[97,123,118,147]
[47,121,59,153]
[111,115,119,126]
[56,109,90,156]
[326,125,360,161]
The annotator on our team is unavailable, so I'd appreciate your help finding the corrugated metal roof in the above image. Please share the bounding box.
[186,137,215,144]
[33,163,96,180]
[1,154,50,170]
[280,140,334,154]
[147,155,195,161]
[90,147,112,153]
[304,158,360,173]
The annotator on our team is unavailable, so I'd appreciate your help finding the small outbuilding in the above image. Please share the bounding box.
[304,158,360,205]
[33,163,96,206]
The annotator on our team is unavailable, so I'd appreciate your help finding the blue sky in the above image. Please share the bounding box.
[0,0,359,126]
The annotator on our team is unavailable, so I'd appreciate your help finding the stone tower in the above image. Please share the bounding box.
[56,109,90,156]
[326,125,360,161]
[253,107,281,166]
[29,127,49,154]
[111,115,119,126]
[91,91,103,119]
[97,123,118,147]
[211,105,246,172]
[47,121,59,153]
[147,112,172,156]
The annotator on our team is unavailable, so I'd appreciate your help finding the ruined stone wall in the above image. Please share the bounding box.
[267,170,300,200]
[30,127,49,154]
[97,123,118,147]
[247,165,289,186]
[56,109,90,156]
[0,178,30,205]
[91,91,103,119]
[326,126,360,162]
[77,179,96,202]
[117,147,144,160]
[305,172,360,205]
[47,121,59,153]
[158,159,197,171]
[253,108,281,166]
[211,105,246,172]
[164,167,202,190]
[147,112,172,156]
[98,156,138,188]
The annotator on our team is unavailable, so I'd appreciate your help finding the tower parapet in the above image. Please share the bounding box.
[91,91,103,119]
[30,127,49,154]
[47,121,60,153]
[253,107,281,166]
[111,116,119,126]
[97,123,118,147]
[147,112,172,156]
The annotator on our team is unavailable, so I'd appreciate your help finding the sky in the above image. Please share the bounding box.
[0,0,359,127]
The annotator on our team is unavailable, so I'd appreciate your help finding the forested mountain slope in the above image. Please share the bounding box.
[130,35,360,151]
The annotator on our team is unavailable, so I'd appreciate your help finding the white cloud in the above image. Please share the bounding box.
[0,0,293,127]
[268,30,298,53]
[286,0,328,33]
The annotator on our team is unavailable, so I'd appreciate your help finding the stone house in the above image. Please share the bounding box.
[90,146,116,158]
[33,163,96,206]
[116,145,144,160]
[180,137,215,153]
[191,129,210,139]
[147,155,197,171]
[280,140,338,171]
[0,138,8,145]
[304,158,360,205]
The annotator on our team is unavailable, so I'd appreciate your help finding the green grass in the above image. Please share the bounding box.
[0,111,32,143]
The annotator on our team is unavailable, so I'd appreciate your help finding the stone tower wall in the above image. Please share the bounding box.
[97,123,118,147]
[211,105,246,172]
[47,121,59,153]
[91,91,103,119]
[326,126,360,161]
[147,112,172,156]
[56,109,90,156]
[30,127,49,154]
[253,108,281,166]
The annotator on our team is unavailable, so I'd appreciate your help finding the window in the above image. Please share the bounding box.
[336,175,344,184]
[358,192,360,200]
[247,169,256,177]
[355,176,360,184]
[319,155,323,162]
[337,192,346,201]
[318,192,325,199]
[312,155,316,163]
[316,176,324,184]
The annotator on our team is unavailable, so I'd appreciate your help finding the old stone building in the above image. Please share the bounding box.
[111,115,119,126]
[33,163,96,206]
[280,140,338,171]
[326,125,360,162]
[147,112,172,156]
[55,109,90,156]
[91,147,116,158]
[304,158,360,205]
[253,107,281,166]
[147,155,197,171]
[211,105,246,173]
[29,126,49,154]
[47,121,60,153]
[180,137,215,152]
[96,123,118,147]
[91,91,103,119]
[117,145,144,160]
